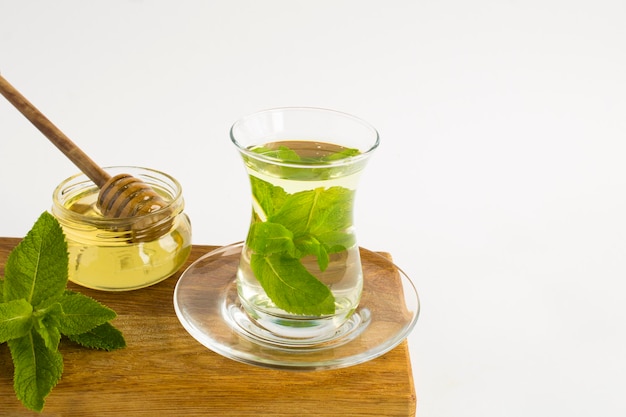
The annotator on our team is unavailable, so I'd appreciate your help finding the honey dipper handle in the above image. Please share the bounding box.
[0,74,110,187]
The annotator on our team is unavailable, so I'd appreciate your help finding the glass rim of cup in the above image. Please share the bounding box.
[230,106,380,169]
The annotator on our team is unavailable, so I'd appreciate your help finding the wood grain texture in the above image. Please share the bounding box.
[0,237,416,416]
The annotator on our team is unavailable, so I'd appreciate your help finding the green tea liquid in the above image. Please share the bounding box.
[237,140,365,340]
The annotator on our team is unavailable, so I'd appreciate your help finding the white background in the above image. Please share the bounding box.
[1,1,625,415]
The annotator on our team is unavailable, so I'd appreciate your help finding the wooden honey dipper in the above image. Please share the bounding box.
[0,74,172,238]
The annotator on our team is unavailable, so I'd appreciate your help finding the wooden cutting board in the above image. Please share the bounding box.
[0,237,416,416]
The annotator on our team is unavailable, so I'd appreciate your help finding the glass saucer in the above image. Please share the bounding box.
[173,242,420,371]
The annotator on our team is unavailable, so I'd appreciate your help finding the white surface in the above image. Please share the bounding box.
[1,1,625,415]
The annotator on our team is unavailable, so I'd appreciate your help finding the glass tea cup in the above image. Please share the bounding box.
[230,107,379,344]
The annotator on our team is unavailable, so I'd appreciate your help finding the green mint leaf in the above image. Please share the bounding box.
[247,221,295,256]
[251,145,302,162]
[321,147,361,161]
[1,212,126,412]
[67,322,126,351]
[8,332,63,412]
[249,175,288,219]
[293,235,329,271]
[0,299,33,343]
[32,300,63,351]
[275,145,302,162]
[57,291,116,335]
[268,185,355,256]
[250,253,335,316]
[313,230,356,255]
[270,186,355,237]
[4,212,68,305]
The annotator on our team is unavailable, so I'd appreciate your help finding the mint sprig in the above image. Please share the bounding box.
[244,145,360,317]
[0,212,126,412]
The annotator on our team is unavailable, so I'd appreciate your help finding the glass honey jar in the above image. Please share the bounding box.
[51,166,192,291]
